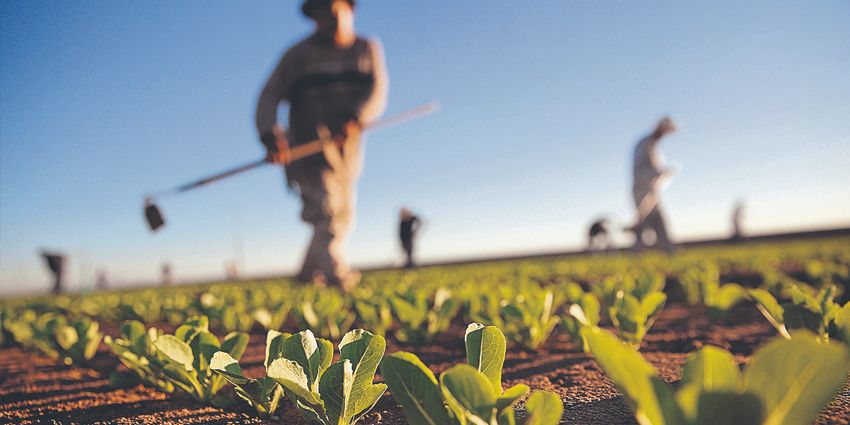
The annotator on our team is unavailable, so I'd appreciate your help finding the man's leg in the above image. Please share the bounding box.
[302,167,356,289]
[293,170,329,283]
[402,238,414,267]
[649,204,674,253]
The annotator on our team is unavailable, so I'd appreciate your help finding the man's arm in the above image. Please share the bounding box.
[256,51,292,152]
[357,39,388,125]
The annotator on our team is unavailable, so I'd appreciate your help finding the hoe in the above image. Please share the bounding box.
[144,102,437,232]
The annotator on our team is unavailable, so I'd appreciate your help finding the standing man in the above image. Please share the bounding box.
[256,0,388,290]
[731,199,745,240]
[630,117,677,252]
[399,208,421,268]
[40,250,65,294]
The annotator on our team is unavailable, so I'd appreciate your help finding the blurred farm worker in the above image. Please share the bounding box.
[256,0,388,291]
[399,208,422,268]
[630,117,677,253]
[587,218,612,251]
[40,250,65,294]
[731,199,745,240]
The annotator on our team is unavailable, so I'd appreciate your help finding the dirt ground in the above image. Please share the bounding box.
[2,300,848,424]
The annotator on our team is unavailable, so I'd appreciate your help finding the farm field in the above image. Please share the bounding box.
[2,235,849,424]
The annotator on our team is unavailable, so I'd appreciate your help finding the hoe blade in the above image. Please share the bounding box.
[144,200,165,232]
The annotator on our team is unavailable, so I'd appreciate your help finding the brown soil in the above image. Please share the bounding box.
[1,302,848,424]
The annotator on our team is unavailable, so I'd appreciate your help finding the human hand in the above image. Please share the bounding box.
[263,125,291,164]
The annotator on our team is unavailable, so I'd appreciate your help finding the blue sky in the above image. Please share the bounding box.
[2,1,849,294]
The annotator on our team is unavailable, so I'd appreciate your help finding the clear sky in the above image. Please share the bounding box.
[2,1,849,295]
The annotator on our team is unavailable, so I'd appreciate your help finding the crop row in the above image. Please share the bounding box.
[1,238,849,424]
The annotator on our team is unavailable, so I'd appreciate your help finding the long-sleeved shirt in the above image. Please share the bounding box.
[256,34,388,168]
[632,134,664,202]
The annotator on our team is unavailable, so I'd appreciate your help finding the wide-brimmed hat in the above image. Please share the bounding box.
[301,0,355,18]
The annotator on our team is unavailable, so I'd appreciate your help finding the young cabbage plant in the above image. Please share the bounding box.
[583,326,850,425]
[498,289,561,350]
[677,263,720,306]
[607,290,666,348]
[561,293,601,352]
[210,330,291,418]
[593,272,666,309]
[829,301,850,345]
[266,328,387,425]
[252,302,292,331]
[702,282,749,321]
[104,320,174,393]
[750,284,839,342]
[380,323,564,425]
[107,316,250,403]
[352,298,393,337]
[389,288,460,345]
[300,291,357,340]
[155,316,250,403]
[9,312,103,365]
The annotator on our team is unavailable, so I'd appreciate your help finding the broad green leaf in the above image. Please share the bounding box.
[750,289,791,339]
[253,308,273,329]
[339,329,386,418]
[681,346,740,391]
[440,364,498,423]
[267,357,323,406]
[495,384,529,413]
[265,330,290,368]
[523,391,564,425]
[282,330,323,388]
[175,316,209,342]
[121,320,146,342]
[579,293,601,325]
[465,323,506,393]
[694,392,763,425]
[189,330,220,373]
[714,283,748,310]
[210,351,250,385]
[583,326,679,425]
[351,383,388,423]
[222,331,249,360]
[163,363,203,397]
[743,333,850,425]
[55,325,79,351]
[319,360,354,424]
[675,346,740,421]
[154,334,194,371]
[380,352,453,425]
[642,292,667,323]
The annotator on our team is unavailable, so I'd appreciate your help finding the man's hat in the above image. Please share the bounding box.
[302,0,355,18]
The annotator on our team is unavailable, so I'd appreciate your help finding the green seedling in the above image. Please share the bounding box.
[267,328,386,425]
[300,291,357,340]
[210,330,291,418]
[390,287,460,345]
[498,289,561,350]
[380,323,563,425]
[583,326,850,425]
[608,290,666,348]
[750,284,839,342]
[8,312,102,365]
[106,316,249,403]
[561,293,601,352]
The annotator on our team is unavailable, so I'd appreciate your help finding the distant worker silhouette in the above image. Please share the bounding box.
[587,218,612,251]
[731,200,745,240]
[629,117,677,253]
[40,250,65,294]
[256,0,388,290]
[399,208,422,268]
